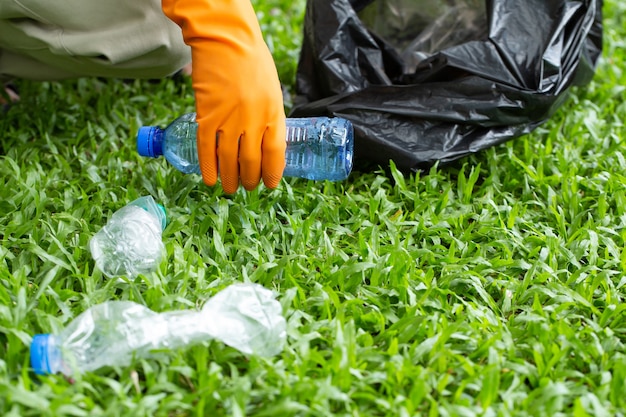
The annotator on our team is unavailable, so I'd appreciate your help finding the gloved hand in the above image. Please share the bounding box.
[162,0,286,193]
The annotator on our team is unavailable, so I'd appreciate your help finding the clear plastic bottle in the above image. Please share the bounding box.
[137,113,354,181]
[89,196,167,278]
[30,283,286,375]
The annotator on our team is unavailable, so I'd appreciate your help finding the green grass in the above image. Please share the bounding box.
[1,1,625,416]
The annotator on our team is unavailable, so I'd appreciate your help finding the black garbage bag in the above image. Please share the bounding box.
[289,0,603,172]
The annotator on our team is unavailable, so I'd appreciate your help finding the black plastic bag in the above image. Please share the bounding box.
[289,0,603,172]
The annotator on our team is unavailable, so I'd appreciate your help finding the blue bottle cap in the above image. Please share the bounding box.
[30,334,56,375]
[137,126,163,158]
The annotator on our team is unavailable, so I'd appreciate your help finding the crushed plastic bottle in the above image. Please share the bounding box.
[89,196,167,278]
[30,283,286,375]
[137,113,354,181]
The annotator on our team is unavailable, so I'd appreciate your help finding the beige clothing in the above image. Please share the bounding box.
[0,0,191,81]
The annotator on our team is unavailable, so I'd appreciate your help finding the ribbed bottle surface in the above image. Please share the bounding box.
[284,117,353,181]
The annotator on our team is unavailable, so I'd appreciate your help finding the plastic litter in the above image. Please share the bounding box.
[89,196,166,278]
[30,283,286,375]
[137,113,355,181]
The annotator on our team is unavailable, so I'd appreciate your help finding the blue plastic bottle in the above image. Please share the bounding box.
[136,114,354,181]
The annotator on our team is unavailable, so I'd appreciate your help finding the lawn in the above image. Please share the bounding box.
[1,0,625,416]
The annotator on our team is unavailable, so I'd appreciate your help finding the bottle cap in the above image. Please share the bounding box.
[30,334,56,375]
[156,204,167,229]
[137,126,161,158]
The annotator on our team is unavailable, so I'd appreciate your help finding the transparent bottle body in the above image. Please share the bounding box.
[162,113,201,175]
[89,196,166,278]
[38,284,286,375]
[157,113,353,181]
[283,117,353,181]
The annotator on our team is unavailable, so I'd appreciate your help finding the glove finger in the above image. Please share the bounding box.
[239,128,263,191]
[261,121,287,189]
[196,118,218,187]
[217,126,241,194]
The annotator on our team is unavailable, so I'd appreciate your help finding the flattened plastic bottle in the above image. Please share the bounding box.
[89,196,167,278]
[30,283,286,375]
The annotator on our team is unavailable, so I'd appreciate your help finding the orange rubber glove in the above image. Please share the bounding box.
[162,0,286,193]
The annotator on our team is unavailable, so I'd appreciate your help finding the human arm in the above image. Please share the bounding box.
[161,0,286,193]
